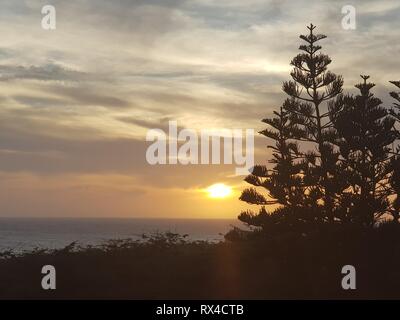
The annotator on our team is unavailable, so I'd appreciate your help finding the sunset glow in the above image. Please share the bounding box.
[206,184,233,199]
[0,0,397,220]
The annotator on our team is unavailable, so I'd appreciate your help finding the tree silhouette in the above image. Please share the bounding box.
[389,80,400,222]
[282,23,344,222]
[238,107,309,231]
[331,76,397,226]
[389,81,400,124]
[237,24,345,233]
[390,154,400,223]
[237,25,400,237]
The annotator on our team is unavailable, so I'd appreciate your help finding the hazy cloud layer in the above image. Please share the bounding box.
[0,0,398,217]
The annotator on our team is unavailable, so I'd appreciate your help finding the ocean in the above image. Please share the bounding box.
[0,218,239,252]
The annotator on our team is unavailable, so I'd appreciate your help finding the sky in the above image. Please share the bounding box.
[0,0,399,218]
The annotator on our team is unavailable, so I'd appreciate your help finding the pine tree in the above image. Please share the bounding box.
[390,153,400,223]
[238,107,307,232]
[282,24,344,222]
[237,24,345,235]
[389,80,400,222]
[389,81,400,123]
[331,76,397,226]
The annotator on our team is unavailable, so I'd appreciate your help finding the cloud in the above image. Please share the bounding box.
[0,63,88,82]
[49,85,131,108]
[0,0,398,217]
[12,95,71,107]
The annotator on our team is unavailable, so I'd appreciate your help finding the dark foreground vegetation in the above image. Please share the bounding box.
[1,225,400,300]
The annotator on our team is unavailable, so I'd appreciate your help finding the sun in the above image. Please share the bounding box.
[206,183,232,199]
